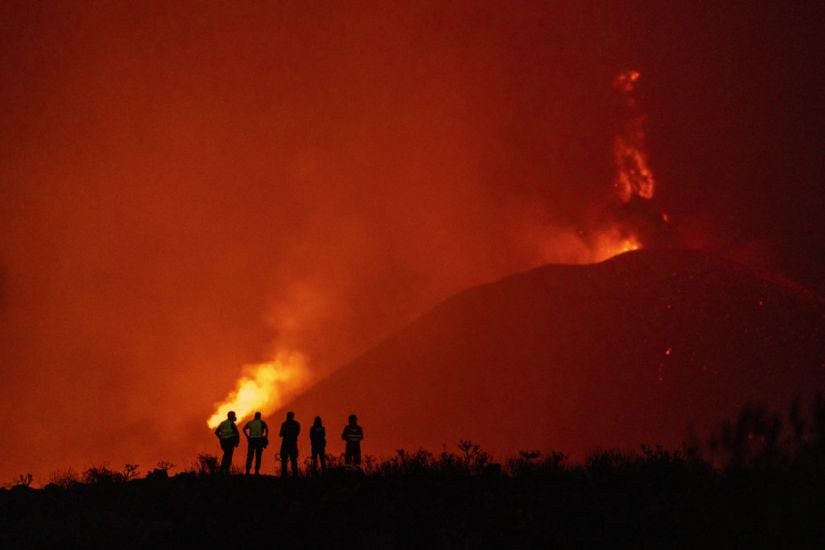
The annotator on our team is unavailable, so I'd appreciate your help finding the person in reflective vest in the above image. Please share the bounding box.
[279,411,301,477]
[341,414,364,468]
[214,411,239,474]
[309,416,326,474]
[243,411,269,475]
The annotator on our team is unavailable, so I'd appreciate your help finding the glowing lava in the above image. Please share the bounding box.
[206,352,309,428]
[592,232,642,262]
[575,69,655,263]
[612,69,656,203]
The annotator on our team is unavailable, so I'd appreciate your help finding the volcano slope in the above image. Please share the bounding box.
[278,249,825,460]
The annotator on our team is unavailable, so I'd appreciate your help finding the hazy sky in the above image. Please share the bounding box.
[1,1,823,482]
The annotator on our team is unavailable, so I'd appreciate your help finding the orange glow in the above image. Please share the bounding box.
[614,134,656,202]
[205,69,657,448]
[2,1,821,489]
[530,225,643,266]
[532,69,656,267]
[207,353,310,429]
[613,69,640,95]
[550,69,654,265]
[591,231,642,262]
[613,70,656,203]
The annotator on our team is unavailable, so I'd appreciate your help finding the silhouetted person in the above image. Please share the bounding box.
[214,411,239,474]
[243,411,269,475]
[341,414,363,467]
[309,416,326,473]
[279,411,301,477]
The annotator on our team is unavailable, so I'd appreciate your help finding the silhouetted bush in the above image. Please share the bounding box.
[10,473,33,488]
[78,463,140,484]
[46,468,79,489]
[193,453,220,476]
[145,461,175,481]
[456,439,492,473]
[507,450,568,477]
[705,395,825,474]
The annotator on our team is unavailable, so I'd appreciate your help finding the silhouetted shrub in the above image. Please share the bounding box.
[378,449,434,476]
[156,460,175,474]
[146,461,175,481]
[193,453,220,476]
[123,463,140,480]
[431,449,470,476]
[11,473,32,488]
[506,450,542,476]
[323,453,345,470]
[704,394,825,474]
[47,468,79,489]
[82,465,122,484]
[456,440,492,473]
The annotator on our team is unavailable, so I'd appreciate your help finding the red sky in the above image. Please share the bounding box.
[1,1,823,483]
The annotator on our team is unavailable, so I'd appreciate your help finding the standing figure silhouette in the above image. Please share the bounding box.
[309,416,326,473]
[243,411,269,475]
[279,411,301,477]
[341,414,364,468]
[214,411,239,475]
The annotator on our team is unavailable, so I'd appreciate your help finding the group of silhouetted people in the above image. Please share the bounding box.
[214,410,363,476]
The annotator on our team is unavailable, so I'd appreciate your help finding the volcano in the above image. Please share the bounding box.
[276,249,825,459]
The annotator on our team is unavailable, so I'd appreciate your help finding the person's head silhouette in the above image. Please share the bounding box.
[314,416,322,427]
[254,411,262,420]
[348,414,357,425]
[227,411,236,421]
[286,411,295,421]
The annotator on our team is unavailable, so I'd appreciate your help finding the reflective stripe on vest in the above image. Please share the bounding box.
[218,419,236,439]
[247,419,263,438]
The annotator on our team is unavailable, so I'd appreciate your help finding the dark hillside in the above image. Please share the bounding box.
[279,249,825,459]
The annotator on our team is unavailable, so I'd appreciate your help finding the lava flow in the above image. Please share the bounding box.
[206,352,309,428]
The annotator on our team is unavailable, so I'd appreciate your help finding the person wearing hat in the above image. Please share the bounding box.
[215,410,240,474]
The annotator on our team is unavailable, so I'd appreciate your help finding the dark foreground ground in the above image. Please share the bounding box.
[3,439,825,549]
[4,400,825,549]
